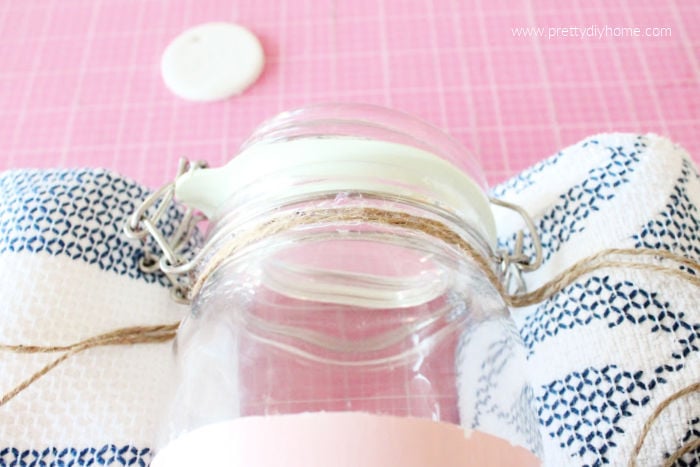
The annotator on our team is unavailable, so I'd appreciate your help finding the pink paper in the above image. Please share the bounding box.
[153,412,540,467]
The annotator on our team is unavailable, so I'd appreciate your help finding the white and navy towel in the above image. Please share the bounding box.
[0,171,196,466]
[490,133,700,466]
[0,133,698,466]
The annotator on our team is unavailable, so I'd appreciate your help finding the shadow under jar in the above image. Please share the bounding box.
[152,104,541,466]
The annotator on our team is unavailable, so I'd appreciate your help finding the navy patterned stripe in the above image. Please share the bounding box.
[457,318,543,456]
[537,320,697,467]
[0,445,152,466]
[533,249,699,466]
[519,275,700,357]
[538,362,699,467]
[0,169,201,287]
[633,159,700,269]
[532,331,699,463]
[537,364,672,467]
[468,329,543,456]
[498,136,646,266]
[665,419,700,467]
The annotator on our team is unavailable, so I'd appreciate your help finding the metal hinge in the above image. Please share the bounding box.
[123,158,207,304]
[490,197,543,295]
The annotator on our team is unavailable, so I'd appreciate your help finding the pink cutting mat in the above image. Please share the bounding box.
[0,0,698,187]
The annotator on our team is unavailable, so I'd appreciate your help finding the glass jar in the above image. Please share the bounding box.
[152,104,541,466]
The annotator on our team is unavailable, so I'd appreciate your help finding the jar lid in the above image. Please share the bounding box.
[175,137,497,248]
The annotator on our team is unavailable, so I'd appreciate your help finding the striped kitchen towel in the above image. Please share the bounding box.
[0,169,196,466]
[488,133,699,466]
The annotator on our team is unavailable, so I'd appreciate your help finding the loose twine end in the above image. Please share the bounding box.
[1,207,698,464]
[0,323,180,407]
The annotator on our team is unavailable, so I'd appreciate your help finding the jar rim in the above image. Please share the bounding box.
[241,103,485,185]
[176,137,496,247]
[176,104,496,247]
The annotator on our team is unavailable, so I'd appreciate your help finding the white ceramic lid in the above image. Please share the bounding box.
[175,138,496,247]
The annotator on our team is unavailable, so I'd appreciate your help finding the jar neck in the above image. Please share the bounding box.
[187,189,507,346]
[200,188,496,280]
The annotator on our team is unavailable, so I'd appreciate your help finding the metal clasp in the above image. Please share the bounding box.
[489,197,543,295]
[123,158,207,303]
[124,159,543,303]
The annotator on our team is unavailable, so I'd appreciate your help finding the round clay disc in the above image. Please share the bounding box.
[161,22,264,102]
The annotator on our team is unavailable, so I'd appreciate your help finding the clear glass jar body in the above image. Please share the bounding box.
[157,104,540,462]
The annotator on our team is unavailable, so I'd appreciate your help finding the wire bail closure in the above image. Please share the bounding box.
[123,158,207,304]
[124,159,544,304]
[490,197,544,295]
